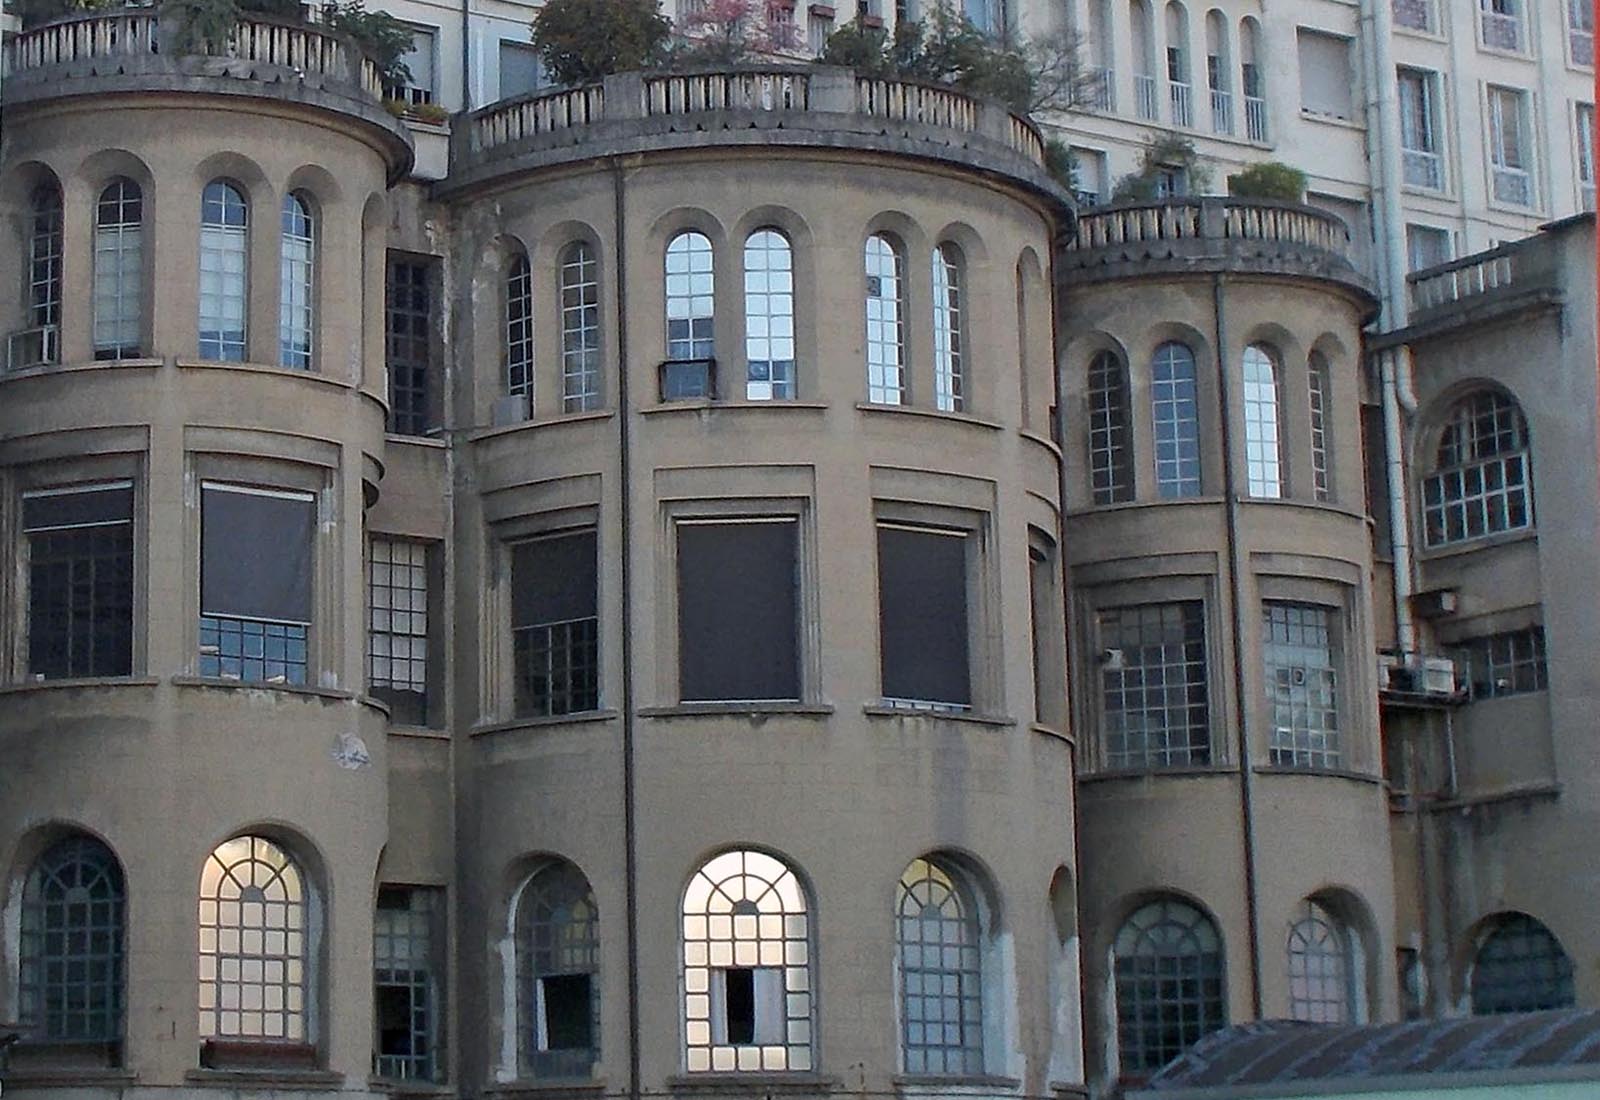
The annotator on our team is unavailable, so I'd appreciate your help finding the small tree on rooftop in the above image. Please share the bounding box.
[1227,161,1307,202]
[666,0,801,65]
[1111,132,1213,201]
[530,0,672,85]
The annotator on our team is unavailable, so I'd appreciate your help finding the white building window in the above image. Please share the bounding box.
[865,234,906,405]
[198,836,310,1043]
[506,253,533,399]
[369,538,430,725]
[388,27,436,105]
[1242,344,1284,498]
[1088,350,1134,504]
[1422,390,1532,546]
[499,40,543,99]
[1576,103,1595,212]
[198,180,248,362]
[516,860,600,1078]
[279,192,314,370]
[1406,224,1452,271]
[1571,0,1594,65]
[1392,0,1433,33]
[1114,897,1225,1072]
[664,230,715,399]
[1152,341,1201,497]
[1487,85,1534,206]
[743,229,795,400]
[931,243,965,412]
[93,178,141,360]
[1099,601,1210,768]
[1479,0,1524,52]
[1296,29,1354,121]
[1398,69,1443,190]
[1308,352,1332,502]
[1263,602,1341,769]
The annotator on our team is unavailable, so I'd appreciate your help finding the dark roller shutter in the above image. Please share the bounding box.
[512,530,597,627]
[677,520,799,702]
[878,525,970,706]
[201,484,315,622]
[23,483,133,531]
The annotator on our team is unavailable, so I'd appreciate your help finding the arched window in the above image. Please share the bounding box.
[199,836,309,1043]
[1113,896,1225,1072]
[931,243,965,412]
[1239,17,1266,140]
[561,241,601,411]
[683,849,812,1072]
[1088,350,1134,504]
[1287,898,1357,1022]
[1308,352,1332,501]
[516,860,599,1077]
[1151,342,1201,497]
[279,192,314,370]
[199,181,249,361]
[1423,391,1532,546]
[897,855,985,1075]
[665,229,714,363]
[506,252,533,399]
[26,182,62,364]
[743,229,795,400]
[865,234,906,405]
[1242,343,1283,498]
[94,179,143,361]
[1165,2,1192,126]
[19,835,126,1045]
[1470,913,1574,1015]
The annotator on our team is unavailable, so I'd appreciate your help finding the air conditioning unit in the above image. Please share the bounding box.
[491,393,529,426]
[6,325,58,370]
[1378,653,1461,699]
[1419,656,1458,696]
[1377,653,1402,692]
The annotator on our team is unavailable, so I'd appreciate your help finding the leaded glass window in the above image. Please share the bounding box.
[1263,602,1341,769]
[744,229,795,400]
[666,231,714,362]
[1423,391,1531,546]
[1287,899,1354,1022]
[199,181,249,362]
[1114,897,1225,1073]
[375,886,444,1081]
[27,182,63,360]
[1088,351,1134,504]
[1242,343,1283,498]
[1451,626,1547,698]
[1152,342,1201,497]
[19,836,126,1044]
[1099,602,1210,768]
[279,192,314,370]
[506,253,533,399]
[198,836,308,1042]
[369,538,430,724]
[561,242,601,411]
[865,234,905,405]
[897,856,983,1075]
[1471,913,1574,1015]
[23,482,135,679]
[931,243,965,412]
[517,860,600,1078]
[94,179,143,360]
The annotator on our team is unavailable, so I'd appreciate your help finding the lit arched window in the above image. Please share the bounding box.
[199,181,249,361]
[931,243,965,412]
[506,252,533,399]
[1088,350,1134,504]
[199,836,309,1042]
[1151,342,1201,497]
[743,229,795,400]
[1287,898,1357,1022]
[1423,391,1532,546]
[897,855,985,1075]
[1113,896,1225,1072]
[1242,343,1283,498]
[561,241,601,411]
[26,181,62,364]
[516,860,599,1077]
[1308,352,1332,501]
[94,178,143,361]
[279,192,314,370]
[865,234,906,405]
[19,835,126,1045]
[1470,912,1574,1015]
[683,849,813,1072]
[666,230,714,360]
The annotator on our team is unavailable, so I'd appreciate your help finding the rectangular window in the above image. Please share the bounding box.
[499,40,544,99]
[1479,0,1524,51]
[535,974,593,1053]
[1263,602,1341,769]
[807,9,833,53]
[374,885,445,1082]
[369,538,432,725]
[1297,30,1354,120]
[1577,103,1595,212]
[387,27,437,105]
[23,482,135,679]
[1487,86,1534,206]
[676,519,799,703]
[1070,147,1109,206]
[1308,360,1331,502]
[710,968,785,1046]
[1572,0,1595,64]
[198,482,314,685]
[1393,0,1433,32]
[387,255,436,437]
[512,530,599,717]
[1451,627,1547,698]
[1398,69,1443,190]
[877,524,971,710]
[1029,537,1065,730]
[1406,224,1452,271]
[1098,602,1209,769]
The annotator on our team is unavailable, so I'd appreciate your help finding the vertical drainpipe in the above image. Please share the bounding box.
[459,0,472,111]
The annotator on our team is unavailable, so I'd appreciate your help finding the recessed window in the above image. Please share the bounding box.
[511,529,599,717]
[23,482,135,680]
[1576,103,1595,212]
[676,518,800,703]
[15,181,61,368]
[896,855,986,1075]
[561,242,602,412]
[743,229,796,400]
[1029,535,1065,729]
[931,243,965,412]
[516,860,600,1078]
[664,231,715,399]
[1099,601,1209,768]
[1113,896,1226,1072]
[1239,19,1267,140]
[368,538,433,724]
[1571,0,1595,64]
[1422,390,1531,546]
[1151,341,1202,498]
[387,255,437,436]
[199,483,314,686]
[1296,29,1354,120]
[1263,601,1341,769]
[1088,351,1134,505]
[1479,0,1524,51]
[19,835,126,1052]
[1398,69,1443,190]
[1406,224,1452,272]
[94,178,143,361]
[865,234,906,405]
[1471,913,1574,1014]
[1242,343,1284,498]
[199,181,249,362]
[1287,898,1358,1023]
[1487,85,1534,206]
[374,886,444,1082]
[877,523,972,710]
[506,253,533,400]
[279,193,314,370]
[1450,626,1547,698]
[499,40,544,98]
[1392,0,1433,33]
[387,26,437,105]
[198,836,310,1044]
[1308,353,1332,502]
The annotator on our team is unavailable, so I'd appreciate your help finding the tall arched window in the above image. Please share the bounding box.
[1239,17,1266,141]
[279,192,314,370]
[1308,352,1332,501]
[516,860,599,1078]
[931,243,966,412]
[19,835,126,1046]
[865,234,905,405]
[199,181,249,361]
[1470,913,1574,1015]
[1423,391,1532,546]
[1151,342,1201,497]
[1113,896,1225,1072]
[1287,898,1357,1022]
[561,242,601,411]
[665,230,714,395]
[25,181,62,365]
[1242,343,1284,498]
[683,849,813,1072]
[506,252,533,399]
[199,836,309,1043]
[743,229,795,400]
[897,855,985,1075]
[1088,350,1134,504]
[94,178,143,361]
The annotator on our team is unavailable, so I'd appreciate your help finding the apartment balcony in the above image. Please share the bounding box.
[1169,80,1193,128]
[1479,10,1524,51]
[1134,73,1159,120]
[1403,148,1444,190]
[1244,95,1268,142]
[1209,88,1233,135]
[1405,230,1566,334]
[1492,164,1533,207]
[1089,66,1115,111]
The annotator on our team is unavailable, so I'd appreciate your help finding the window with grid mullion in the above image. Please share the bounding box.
[28,525,134,680]
[1088,352,1134,504]
[561,244,603,411]
[1100,603,1209,768]
[30,185,63,333]
[1453,626,1547,698]
[1263,603,1341,768]
[19,837,126,1045]
[514,618,599,717]
[387,260,433,436]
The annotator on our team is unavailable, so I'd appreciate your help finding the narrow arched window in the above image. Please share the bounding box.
[931,243,965,412]
[1088,350,1134,504]
[279,192,314,370]
[865,234,905,404]
[199,836,309,1042]
[897,855,984,1075]
[1114,896,1225,1072]
[94,179,143,361]
[561,241,601,411]
[1423,391,1532,546]
[1151,342,1201,497]
[1308,352,1332,501]
[683,849,813,1072]
[1287,898,1356,1022]
[1471,913,1574,1015]
[516,860,599,1078]
[199,181,249,361]
[1242,343,1283,497]
[743,229,795,400]
[506,252,533,399]
[19,835,126,1045]
[25,182,62,365]
[665,231,714,400]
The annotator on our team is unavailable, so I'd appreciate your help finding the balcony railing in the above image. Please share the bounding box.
[1065,198,1355,262]
[1492,164,1532,206]
[1088,67,1115,111]
[1169,81,1192,127]
[1134,74,1159,120]
[1409,249,1515,312]
[1402,148,1443,190]
[1479,10,1524,51]
[1244,95,1268,142]
[1210,88,1233,135]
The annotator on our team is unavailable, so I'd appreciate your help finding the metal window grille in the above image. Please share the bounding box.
[1263,602,1341,769]
[865,235,905,404]
[683,850,813,1072]
[1134,73,1159,119]
[517,861,601,1078]
[1242,344,1283,498]
[1210,87,1233,134]
[1308,355,1332,502]
[1471,914,1574,1014]
[369,539,429,719]
[29,183,63,336]
[931,244,964,412]
[744,230,796,400]
[1287,900,1353,1022]
[199,616,308,685]
[19,836,126,1043]
[387,258,434,435]
[506,254,534,399]
[897,857,984,1075]
[514,619,598,716]
[1099,602,1210,768]
[1151,342,1202,497]
[1451,627,1547,698]
[561,242,602,411]
[1114,898,1226,1072]
[198,836,308,1042]
[199,181,249,362]
[666,231,714,364]
[374,886,444,1081]
[24,483,135,680]
[1088,351,1134,504]
[1422,391,1531,546]
[94,179,143,360]
[279,193,314,370]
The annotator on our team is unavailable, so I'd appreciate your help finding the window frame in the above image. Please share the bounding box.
[508,526,601,719]
[1112,895,1226,1074]
[1470,913,1575,1015]
[373,885,446,1082]
[1421,390,1533,548]
[930,242,965,413]
[22,180,63,366]
[1087,350,1135,505]
[506,252,534,401]
[386,252,439,436]
[1397,68,1445,191]
[896,855,987,1076]
[560,240,602,412]
[367,536,437,726]
[198,179,250,363]
[514,859,601,1079]
[278,191,316,371]
[93,177,145,361]
[1151,341,1203,498]
[1287,898,1361,1023]
[663,230,716,400]
[865,233,907,405]
[1261,600,1343,770]
[1096,599,1212,770]
[743,228,797,401]
[1241,343,1285,499]
[20,480,137,681]
[1486,84,1536,208]
[1307,352,1333,502]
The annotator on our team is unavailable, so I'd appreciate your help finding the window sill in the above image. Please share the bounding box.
[0,357,164,382]
[1484,200,1543,218]
[641,399,829,415]
[863,704,1015,728]
[1474,42,1533,62]
[470,408,615,441]
[1031,721,1073,746]
[667,1073,840,1092]
[1392,25,1446,43]
[390,723,451,740]
[387,432,450,448]
[172,675,361,704]
[641,702,835,719]
[1081,764,1236,784]
[174,358,355,390]
[1018,426,1061,457]
[855,402,1003,431]
[895,1074,1022,1091]
[0,1069,136,1088]
[0,674,158,695]
[1298,110,1363,131]
[472,709,619,736]
[485,1080,607,1096]
[1400,183,1453,201]
[370,1078,455,1094]
[1417,527,1536,560]
[1253,764,1384,785]
[185,1068,344,1089]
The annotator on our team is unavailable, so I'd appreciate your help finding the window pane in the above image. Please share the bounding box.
[1242,344,1284,498]
[369,538,431,724]
[28,182,63,355]
[666,232,715,362]
[865,235,905,404]
[199,837,308,1042]
[1263,602,1341,768]
[512,530,599,716]
[1152,342,1202,497]
[1471,914,1574,1014]
[506,254,534,398]
[562,242,602,411]
[19,836,126,1044]
[1287,900,1353,1022]
[24,483,135,679]
[1114,897,1225,1071]
[896,857,984,1075]
[387,257,435,435]
[518,862,600,1077]
[94,179,143,359]
[1422,391,1532,547]
[279,193,314,370]
[931,244,964,412]
[1099,601,1209,768]
[1308,354,1332,501]
[374,886,444,1081]
[877,525,970,708]
[199,181,248,362]
[1088,352,1134,504]
[744,230,795,400]
[677,520,800,703]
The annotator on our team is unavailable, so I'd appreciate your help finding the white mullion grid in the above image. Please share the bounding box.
[931,244,963,412]
[865,235,905,405]
[561,243,601,411]
[369,538,428,694]
[279,194,314,370]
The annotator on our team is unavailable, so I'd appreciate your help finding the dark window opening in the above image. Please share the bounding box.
[676,519,800,702]
[199,483,314,685]
[512,530,599,716]
[24,483,135,679]
[723,968,756,1045]
[374,885,444,1081]
[877,524,972,708]
[387,256,436,437]
[540,974,593,1051]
